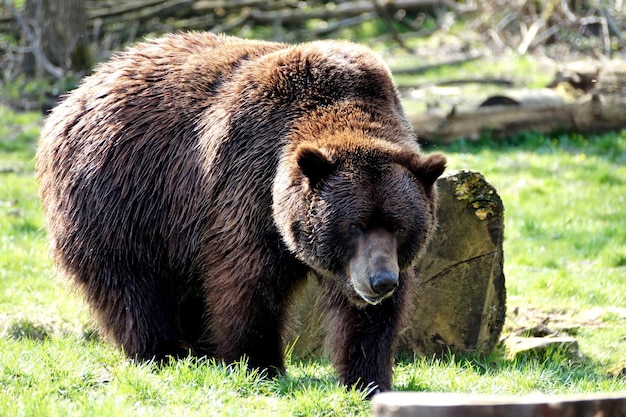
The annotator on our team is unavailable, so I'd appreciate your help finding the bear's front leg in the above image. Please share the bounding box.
[325,273,412,397]
[207,285,287,377]
[204,258,307,378]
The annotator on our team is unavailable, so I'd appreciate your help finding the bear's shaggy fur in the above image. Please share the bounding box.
[36,32,446,394]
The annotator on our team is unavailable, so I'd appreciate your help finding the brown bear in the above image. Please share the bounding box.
[36,32,446,395]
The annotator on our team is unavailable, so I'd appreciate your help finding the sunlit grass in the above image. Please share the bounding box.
[394,350,626,394]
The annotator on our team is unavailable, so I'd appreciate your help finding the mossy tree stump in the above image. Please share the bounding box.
[287,170,506,358]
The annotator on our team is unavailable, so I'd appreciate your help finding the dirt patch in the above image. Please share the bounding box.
[505,306,626,337]
[501,306,626,365]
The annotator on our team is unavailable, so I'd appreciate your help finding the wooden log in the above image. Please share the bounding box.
[408,61,626,143]
[88,0,266,23]
[247,0,446,25]
[410,92,626,143]
[372,392,626,417]
[2,0,461,53]
[503,336,580,360]
[84,0,440,29]
[287,170,506,358]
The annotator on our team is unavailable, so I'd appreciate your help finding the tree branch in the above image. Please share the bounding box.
[1,0,64,79]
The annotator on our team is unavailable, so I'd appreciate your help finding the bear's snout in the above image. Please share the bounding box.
[349,229,400,305]
[370,270,398,296]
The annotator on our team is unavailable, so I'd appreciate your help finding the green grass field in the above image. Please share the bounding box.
[1,105,625,416]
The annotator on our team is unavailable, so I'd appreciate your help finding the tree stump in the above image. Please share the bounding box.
[397,170,506,356]
[286,170,506,358]
[371,392,626,417]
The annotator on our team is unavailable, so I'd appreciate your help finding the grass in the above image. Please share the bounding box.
[1,103,626,416]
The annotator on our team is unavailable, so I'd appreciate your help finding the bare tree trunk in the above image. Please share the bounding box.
[20,0,90,77]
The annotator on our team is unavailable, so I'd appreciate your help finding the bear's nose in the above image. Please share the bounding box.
[370,270,398,295]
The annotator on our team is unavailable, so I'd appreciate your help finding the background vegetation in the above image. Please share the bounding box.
[2,0,625,110]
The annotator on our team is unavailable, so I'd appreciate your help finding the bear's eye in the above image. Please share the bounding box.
[348,223,364,236]
[395,227,408,238]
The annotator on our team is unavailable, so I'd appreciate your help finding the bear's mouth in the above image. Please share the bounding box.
[348,264,399,306]
[358,292,385,305]
[350,279,391,306]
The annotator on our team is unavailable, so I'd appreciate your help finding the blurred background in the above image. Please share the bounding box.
[1,0,624,116]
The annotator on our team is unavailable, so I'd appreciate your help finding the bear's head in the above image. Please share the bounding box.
[273,131,446,307]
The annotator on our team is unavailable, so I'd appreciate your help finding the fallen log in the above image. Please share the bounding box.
[287,170,506,359]
[2,0,456,43]
[247,0,449,25]
[408,60,626,143]
[409,92,626,143]
[88,0,266,26]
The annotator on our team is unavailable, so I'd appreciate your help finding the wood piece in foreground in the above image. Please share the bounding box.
[372,392,626,417]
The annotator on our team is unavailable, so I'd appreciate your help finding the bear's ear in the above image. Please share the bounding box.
[296,144,335,188]
[407,153,447,189]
